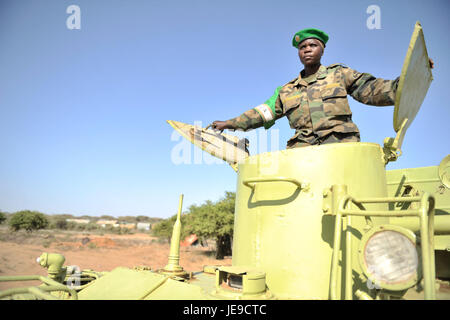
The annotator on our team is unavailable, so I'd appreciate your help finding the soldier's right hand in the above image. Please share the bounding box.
[208,121,230,132]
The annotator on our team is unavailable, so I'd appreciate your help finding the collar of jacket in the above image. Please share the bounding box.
[295,64,328,87]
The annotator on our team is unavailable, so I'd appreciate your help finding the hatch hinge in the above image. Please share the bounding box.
[383,118,408,164]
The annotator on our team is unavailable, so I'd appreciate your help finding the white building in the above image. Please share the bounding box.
[136,222,151,231]
[96,220,119,228]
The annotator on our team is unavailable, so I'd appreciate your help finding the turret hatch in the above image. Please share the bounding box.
[384,21,433,163]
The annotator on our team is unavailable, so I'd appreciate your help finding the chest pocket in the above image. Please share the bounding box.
[282,90,309,129]
[320,83,352,116]
[282,91,302,114]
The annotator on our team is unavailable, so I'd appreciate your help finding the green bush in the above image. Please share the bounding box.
[152,218,173,240]
[66,221,77,230]
[9,210,49,232]
[0,211,6,224]
[152,214,189,243]
[86,223,99,231]
[54,219,68,230]
[119,227,131,235]
[76,223,87,231]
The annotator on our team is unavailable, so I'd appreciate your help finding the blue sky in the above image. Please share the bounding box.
[0,0,448,218]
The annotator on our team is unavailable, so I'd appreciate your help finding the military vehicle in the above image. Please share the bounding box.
[0,22,448,300]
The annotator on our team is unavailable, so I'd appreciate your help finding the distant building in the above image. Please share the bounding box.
[136,222,151,231]
[66,219,90,224]
[96,220,119,228]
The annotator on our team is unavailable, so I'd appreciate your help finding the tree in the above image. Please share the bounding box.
[0,211,6,224]
[185,192,235,259]
[136,215,150,222]
[9,210,49,232]
[152,213,189,243]
[99,215,116,220]
[53,218,68,230]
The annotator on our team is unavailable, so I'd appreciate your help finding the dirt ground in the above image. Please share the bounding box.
[0,227,231,290]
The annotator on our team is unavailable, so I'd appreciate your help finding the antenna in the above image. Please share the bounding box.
[158,194,190,279]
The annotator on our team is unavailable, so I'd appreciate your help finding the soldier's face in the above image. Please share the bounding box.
[298,38,324,67]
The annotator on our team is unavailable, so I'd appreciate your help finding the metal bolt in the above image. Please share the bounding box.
[437,185,446,194]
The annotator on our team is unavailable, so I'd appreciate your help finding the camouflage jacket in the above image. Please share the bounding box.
[225,64,399,147]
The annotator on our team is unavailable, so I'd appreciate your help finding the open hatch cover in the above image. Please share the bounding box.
[393,21,433,148]
[167,120,249,171]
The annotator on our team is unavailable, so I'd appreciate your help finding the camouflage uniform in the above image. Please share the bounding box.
[225,64,399,149]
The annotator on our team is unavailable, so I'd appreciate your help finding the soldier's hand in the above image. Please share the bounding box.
[207,121,230,132]
[429,58,434,69]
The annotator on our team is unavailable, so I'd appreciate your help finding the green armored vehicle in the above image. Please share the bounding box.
[0,22,448,301]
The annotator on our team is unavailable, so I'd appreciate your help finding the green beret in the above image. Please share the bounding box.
[292,28,329,48]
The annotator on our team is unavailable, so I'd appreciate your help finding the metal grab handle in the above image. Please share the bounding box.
[242,176,306,190]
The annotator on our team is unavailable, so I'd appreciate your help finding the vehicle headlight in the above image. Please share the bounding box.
[358,225,420,291]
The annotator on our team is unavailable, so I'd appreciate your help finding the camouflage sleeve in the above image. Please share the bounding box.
[225,108,265,131]
[342,67,400,106]
[225,86,284,131]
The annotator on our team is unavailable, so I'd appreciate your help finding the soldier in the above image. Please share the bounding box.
[210,28,434,148]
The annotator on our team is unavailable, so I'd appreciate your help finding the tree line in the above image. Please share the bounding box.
[0,210,162,234]
[0,191,237,259]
